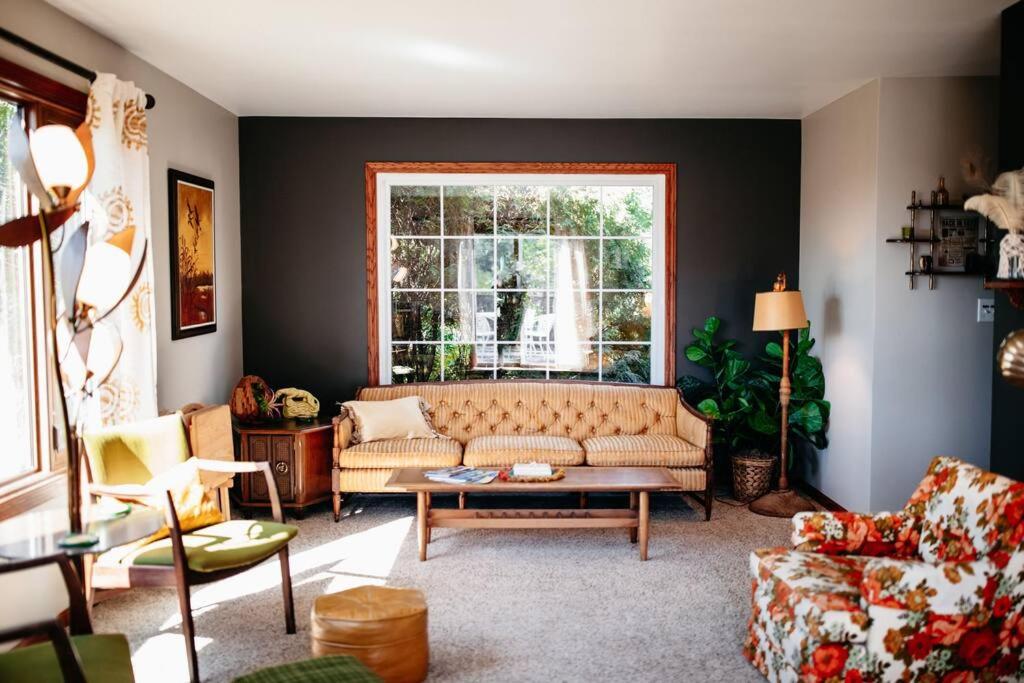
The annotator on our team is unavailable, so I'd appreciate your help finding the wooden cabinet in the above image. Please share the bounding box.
[235,419,332,517]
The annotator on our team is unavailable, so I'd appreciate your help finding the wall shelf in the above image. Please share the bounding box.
[887,195,987,290]
[984,278,1024,309]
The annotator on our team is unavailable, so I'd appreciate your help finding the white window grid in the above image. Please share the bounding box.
[378,174,666,384]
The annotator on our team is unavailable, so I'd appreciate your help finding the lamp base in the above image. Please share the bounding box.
[748,488,815,518]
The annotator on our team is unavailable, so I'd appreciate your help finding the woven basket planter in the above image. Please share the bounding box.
[732,451,775,502]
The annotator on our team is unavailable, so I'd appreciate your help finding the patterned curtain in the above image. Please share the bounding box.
[78,73,157,426]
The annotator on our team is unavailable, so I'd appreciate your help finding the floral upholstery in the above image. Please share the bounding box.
[746,456,1024,682]
[463,435,584,467]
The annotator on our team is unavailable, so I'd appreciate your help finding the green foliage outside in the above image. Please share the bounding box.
[678,316,830,465]
[390,184,655,383]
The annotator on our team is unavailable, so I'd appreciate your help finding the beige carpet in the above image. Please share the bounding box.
[94,491,796,682]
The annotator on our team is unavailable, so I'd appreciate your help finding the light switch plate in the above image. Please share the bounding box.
[978,298,996,323]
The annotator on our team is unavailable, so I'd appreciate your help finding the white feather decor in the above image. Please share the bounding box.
[964,169,1024,234]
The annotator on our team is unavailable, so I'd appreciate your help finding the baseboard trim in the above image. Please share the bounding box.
[797,481,846,512]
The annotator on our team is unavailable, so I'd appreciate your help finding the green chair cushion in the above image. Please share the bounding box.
[82,413,191,486]
[127,519,298,573]
[232,655,381,683]
[0,633,134,683]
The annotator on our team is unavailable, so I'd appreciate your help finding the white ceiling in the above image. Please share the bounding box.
[47,0,1013,118]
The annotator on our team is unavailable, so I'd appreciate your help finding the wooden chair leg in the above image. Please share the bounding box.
[333,492,343,522]
[279,547,296,634]
[173,567,199,683]
[458,492,466,510]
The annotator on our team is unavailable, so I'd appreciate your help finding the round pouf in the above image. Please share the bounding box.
[311,586,428,683]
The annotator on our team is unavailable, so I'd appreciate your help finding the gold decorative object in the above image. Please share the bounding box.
[273,388,320,420]
[748,273,816,518]
[997,330,1024,388]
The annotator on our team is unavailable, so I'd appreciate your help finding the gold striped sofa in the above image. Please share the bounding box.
[331,381,713,521]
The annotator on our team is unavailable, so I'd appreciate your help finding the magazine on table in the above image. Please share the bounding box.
[425,466,498,485]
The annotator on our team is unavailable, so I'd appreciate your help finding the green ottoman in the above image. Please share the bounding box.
[233,655,382,683]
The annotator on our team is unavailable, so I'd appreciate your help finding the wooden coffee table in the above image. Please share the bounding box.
[386,467,678,561]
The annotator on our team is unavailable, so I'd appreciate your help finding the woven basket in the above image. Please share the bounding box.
[732,451,775,502]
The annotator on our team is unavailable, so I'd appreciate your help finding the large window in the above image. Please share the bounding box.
[0,98,37,483]
[0,56,86,518]
[367,164,676,386]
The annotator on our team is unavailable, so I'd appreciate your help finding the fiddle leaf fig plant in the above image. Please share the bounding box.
[678,316,830,465]
[678,316,767,452]
[752,324,831,452]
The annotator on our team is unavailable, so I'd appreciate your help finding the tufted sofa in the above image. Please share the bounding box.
[331,381,712,522]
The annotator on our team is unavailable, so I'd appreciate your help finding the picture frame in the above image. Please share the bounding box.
[935,210,980,274]
[168,169,217,339]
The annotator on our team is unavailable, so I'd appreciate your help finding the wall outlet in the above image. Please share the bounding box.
[978,298,996,323]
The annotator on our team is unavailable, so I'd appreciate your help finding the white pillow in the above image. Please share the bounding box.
[342,396,436,443]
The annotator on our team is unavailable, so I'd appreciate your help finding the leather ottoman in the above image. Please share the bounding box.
[311,586,428,683]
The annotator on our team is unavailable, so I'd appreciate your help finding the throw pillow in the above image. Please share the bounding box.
[111,457,224,544]
[341,396,438,443]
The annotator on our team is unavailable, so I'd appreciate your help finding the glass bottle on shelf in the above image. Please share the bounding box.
[937,176,949,206]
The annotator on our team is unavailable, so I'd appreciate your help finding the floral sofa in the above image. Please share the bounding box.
[744,456,1024,682]
[331,381,712,522]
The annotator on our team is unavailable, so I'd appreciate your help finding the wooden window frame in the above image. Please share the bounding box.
[0,55,86,521]
[365,161,677,386]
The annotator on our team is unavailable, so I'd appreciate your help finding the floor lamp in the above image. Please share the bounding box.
[749,273,815,518]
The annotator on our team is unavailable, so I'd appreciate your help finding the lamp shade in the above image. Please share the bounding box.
[29,124,89,193]
[753,291,808,331]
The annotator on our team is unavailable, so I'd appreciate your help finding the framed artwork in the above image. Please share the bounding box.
[168,169,216,339]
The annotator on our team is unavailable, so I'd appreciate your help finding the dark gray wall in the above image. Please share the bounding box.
[993,3,1024,480]
[238,118,801,406]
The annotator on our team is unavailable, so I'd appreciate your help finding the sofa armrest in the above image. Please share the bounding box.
[332,415,353,451]
[792,510,921,558]
[860,556,999,614]
[674,392,711,451]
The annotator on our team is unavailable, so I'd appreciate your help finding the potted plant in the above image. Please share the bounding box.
[746,323,831,465]
[678,317,830,502]
[678,317,776,501]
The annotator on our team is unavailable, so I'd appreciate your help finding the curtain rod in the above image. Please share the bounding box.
[0,26,156,110]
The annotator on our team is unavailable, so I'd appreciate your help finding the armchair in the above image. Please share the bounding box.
[744,456,1024,682]
[82,413,299,683]
[0,554,135,682]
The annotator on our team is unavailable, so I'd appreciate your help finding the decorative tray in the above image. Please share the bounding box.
[498,467,566,483]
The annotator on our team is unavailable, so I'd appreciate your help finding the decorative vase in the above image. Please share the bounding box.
[731,450,775,502]
[998,233,1024,279]
[230,375,278,423]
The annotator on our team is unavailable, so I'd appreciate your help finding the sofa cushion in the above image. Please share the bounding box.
[339,438,462,469]
[583,434,703,467]
[749,548,870,644]
[463,435,584,467]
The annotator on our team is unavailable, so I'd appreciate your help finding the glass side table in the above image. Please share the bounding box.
[0,507,164,560]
